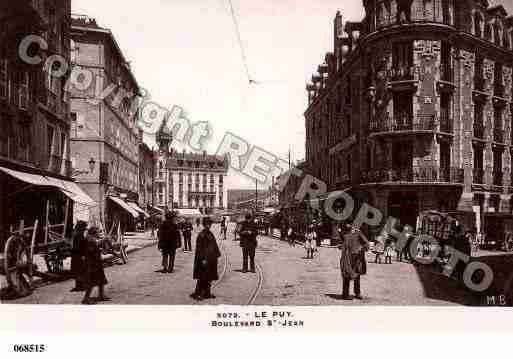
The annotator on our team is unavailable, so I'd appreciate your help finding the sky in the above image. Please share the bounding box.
[71,0,513,189]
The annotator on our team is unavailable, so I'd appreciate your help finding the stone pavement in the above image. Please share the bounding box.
[4,223,503,305]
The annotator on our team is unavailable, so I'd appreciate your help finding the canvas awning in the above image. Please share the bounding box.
[108,196,139,218]
[149,205,164,214]
[127,202,150,218]
[0,166,96,206]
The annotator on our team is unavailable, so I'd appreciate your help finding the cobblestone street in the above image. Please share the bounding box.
[4,223,495,306]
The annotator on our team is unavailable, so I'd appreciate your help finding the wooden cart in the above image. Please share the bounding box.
[0,199,128,298]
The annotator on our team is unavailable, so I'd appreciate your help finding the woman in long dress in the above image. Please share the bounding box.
[70,221,87,292]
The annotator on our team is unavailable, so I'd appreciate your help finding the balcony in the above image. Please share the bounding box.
[493,128,504,143]
[362,166,464,184]
[369,113,436,135]
[473,168,484,184]
[493,171,503,187]
[390,66,414,82]
[473,122,484,139]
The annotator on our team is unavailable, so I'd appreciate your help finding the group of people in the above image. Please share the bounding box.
[157,212,222,301]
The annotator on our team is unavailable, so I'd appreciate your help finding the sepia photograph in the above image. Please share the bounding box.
[2,0,513,342]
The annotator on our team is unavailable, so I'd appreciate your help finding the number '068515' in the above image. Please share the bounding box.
[13,344,46,353]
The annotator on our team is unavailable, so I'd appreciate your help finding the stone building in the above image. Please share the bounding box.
[138,130,154,220]
[0,1,94,243]
[69,14,142,231]
[153,119,228,214]
[305,1,513,241]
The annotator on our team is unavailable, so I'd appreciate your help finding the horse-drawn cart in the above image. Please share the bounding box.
[0,199,128,298]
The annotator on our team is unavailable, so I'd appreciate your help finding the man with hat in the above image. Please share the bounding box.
[158,211,182,273]
[191,216,221,300]
[239,213,258,273]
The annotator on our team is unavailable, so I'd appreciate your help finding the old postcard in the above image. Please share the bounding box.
[1,0,513,342]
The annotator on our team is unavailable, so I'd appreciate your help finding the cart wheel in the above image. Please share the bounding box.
[3,235,33,297]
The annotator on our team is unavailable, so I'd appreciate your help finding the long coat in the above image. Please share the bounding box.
[158,220,182,251]
[193,229,221,281]
[339,231,369,279]
[70,230,86,279]
[82,235,108,287]
[239,220,258,249]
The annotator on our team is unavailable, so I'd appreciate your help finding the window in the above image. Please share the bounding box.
[19,71,29,110]
[47,125,55,159]
[219,175,223,183]
[392,41,413,80]
[485,23,492,40]
[493,22,501,46]
[60,132,66,160]
[474,12,482,37]
[0,59,8,99]
[442,0,452,25]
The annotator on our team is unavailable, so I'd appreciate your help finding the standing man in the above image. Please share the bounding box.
[220,216,227,240]
[191,217,221,300]
[158,212,182,273]
[339,226,370,300]
[182,218,193,252]
[239,213,258,273]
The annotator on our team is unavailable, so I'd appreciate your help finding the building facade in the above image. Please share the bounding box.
[0,1,77,243]
[138,133,154,214]
[69,15,142,230]
[305,1,513,240]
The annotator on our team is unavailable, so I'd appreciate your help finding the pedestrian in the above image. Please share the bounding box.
[384,238,394,264]
[196,217,201,228]
[81,226,110,305]
[70,221,88,292]
[339,226,370,300]
[239,213,258,273]
[398,225,414,262]
[158,212,182,273]
[182,218,193,252]
[220,216,227,240]
[287,220,296,247]
[190,217,221,300]
[373,234,385,264]
[304,225,317,259]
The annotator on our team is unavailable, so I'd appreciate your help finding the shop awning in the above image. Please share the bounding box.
[176,208,202,217]
[127,202,150,218]
[108,196,139,218]
[0,166,96,207]
[308,187,353,205]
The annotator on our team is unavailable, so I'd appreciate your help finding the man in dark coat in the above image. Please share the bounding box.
[158,212,182,273]
[81,226,110,305]
[182,219,193,252]
[70,221,88,292]
[339,226,370,300]
[239,213,258,273]
[191,217,221,300]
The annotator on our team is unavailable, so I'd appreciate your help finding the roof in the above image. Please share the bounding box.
[166,151,228,171]
[70,14,141,95]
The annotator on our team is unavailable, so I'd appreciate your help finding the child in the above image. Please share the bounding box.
[373,234,385,264]
[384,238,394,264]
[304,225,317,259]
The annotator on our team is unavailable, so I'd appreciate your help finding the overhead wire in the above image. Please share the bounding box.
[227,0,253,84]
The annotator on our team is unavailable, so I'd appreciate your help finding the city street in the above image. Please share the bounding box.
[3,223,490,306]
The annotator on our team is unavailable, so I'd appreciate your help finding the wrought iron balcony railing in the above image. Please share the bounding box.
[390,66,414,82]
[362,166,464,184]
[369,113,436,134]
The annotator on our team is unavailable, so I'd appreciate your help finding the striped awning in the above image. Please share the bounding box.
[127,202,150,218]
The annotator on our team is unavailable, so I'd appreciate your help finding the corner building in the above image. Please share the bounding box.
[305,1,513,241]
